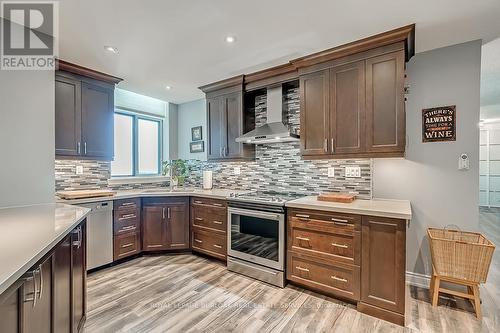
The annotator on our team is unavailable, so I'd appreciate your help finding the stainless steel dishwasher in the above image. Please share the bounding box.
[79,201,114,270]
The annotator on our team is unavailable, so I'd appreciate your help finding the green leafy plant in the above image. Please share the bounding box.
[162,159,189,185]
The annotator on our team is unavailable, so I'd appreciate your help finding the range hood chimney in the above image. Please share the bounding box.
[236,86,299,144]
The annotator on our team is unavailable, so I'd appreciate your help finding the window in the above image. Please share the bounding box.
[111,111,162,177]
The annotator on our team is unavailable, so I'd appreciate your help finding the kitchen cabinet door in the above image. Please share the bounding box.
[223,92,244,159]
[300,70,330,156]
[81,82,114,159]
[53,235,72,333]
[0,282,21,333]
[207,97,224,160]
[23,256,52,333]
[330,61,365,154]
[365,51,405,154]
[72,223,86,333]
[360,215,405,323]
[166,201,189,250]
[55,75,81,156]
[142,205,168,251]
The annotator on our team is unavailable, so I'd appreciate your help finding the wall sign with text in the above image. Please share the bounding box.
[422,105,456,142]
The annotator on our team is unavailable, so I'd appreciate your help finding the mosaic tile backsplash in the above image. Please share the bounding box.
[55,86,372,198]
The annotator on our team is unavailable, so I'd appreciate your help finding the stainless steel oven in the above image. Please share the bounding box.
[227,204,285,287]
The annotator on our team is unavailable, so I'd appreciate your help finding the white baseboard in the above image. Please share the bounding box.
[406,271,431,289]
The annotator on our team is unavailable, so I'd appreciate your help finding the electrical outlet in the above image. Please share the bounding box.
[76,165,84,175]
[234,167,241,175]
[327,167,335,178]
[345,166,361,178]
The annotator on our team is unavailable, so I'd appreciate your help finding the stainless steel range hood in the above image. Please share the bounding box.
[236,86,299,144]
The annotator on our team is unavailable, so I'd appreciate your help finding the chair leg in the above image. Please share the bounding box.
[472,285,482,320]
[431,277,440,307]
[429,274,435,294]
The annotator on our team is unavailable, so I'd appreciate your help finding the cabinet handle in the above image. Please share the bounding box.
[195,217,203,221]
[194,239,203,243]
[331,217,348,223]
[296,214,310,220]
[72,227,82,248]
[324,138,327,151]
[121,225,136,231]
[212,220,223,225]
[37,265,43,300]
[121,202,135,207]
[167,207,171,219]
[194,200,203,204]
[23,269,38,307]
[331,243,348,249]
[77,142,81,154]
[121,243,134,248]
[331,138,335,153]
[331,275,347,283]
[162,208,165,220]
[213,244,222,249]
[296,236,310,242]
[295,266,309,272]
[120,214,136,220]
[84,142,87,155]
[212,203,223,207]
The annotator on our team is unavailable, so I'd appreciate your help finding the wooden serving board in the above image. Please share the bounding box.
[317,192,356,203]
[57,189,116,200]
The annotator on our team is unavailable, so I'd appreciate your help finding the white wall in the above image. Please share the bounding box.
[373,40,481,276]
[168,103,179,160]
[177,99,207,161]
[0,49,55,206]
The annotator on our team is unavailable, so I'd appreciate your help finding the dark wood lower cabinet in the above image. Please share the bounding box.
[142,198,190,251]
[359,215,406,325]
[287,208,407,326]
[0,220,86,333]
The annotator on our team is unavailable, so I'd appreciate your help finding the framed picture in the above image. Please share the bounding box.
[191,126,203,141]
[190,141,204,153]
[422,105,456,143]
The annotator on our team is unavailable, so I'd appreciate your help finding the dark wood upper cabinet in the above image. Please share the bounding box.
[142,198,190,251]
[365,51,405,153]
[55,60,122,160]
[200,75,254,161]
[206,97,224,160]
[330,60,365,154]
[81,82,114,158]
[55,76,81,156]
[299,70,330,156]
[298,45,406,159]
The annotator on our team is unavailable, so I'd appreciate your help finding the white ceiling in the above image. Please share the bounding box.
[55,0,500,104]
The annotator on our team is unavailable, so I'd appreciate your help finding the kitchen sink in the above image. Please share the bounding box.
[142,188,195,193]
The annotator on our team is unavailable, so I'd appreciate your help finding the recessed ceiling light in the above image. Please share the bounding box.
[225,35,236,43]
[104,45,118,54]
[165,85,172,90]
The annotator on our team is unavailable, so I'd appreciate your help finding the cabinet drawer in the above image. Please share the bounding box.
[192,205,226,232]
[289,209,360,235]
[288,251,360,301]
[114,209,140,235]
[290,226,360,265]
[114,232,141,260]
[114,198,141,211]
[191,226,226,260]
[191,197,227,209]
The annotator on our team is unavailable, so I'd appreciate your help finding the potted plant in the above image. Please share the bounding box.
[162,159,189,187]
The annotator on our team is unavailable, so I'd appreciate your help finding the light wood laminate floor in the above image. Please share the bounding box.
[84,210,499,333]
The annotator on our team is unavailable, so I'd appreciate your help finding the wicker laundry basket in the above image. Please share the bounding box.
[427,227,495,319]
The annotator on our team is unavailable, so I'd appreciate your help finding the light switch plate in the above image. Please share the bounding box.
[234,167,241,175]
[345,166,361,178]
[76,165,84,175]
[327,167,335,178]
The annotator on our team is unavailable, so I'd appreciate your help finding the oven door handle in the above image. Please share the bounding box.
[227,207,283,221]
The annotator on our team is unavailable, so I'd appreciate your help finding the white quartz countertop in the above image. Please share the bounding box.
[0,203,90,295]
[56,188,250,205]
[285,196,412,220]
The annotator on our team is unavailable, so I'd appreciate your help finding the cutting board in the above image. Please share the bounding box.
[317,192,356,203]
[57,189,116,200]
